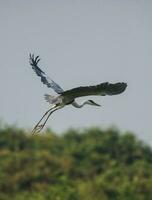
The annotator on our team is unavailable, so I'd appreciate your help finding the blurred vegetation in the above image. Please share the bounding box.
[0,125,152,200]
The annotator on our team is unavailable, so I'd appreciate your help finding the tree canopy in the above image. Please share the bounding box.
[0,125,151,200]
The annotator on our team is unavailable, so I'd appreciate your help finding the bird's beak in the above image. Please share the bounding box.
[93,102,101,106]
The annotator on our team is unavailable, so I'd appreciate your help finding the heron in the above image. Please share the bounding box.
[29,54,127,134]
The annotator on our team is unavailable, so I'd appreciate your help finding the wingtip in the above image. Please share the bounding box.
[106,82,127,95]
[119,82,127,94]
[122,82,127,90]
[29,53,41,66]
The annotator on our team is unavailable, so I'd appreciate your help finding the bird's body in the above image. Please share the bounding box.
[29,54,127,134]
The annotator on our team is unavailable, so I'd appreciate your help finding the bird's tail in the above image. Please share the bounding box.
[44,94,56,104]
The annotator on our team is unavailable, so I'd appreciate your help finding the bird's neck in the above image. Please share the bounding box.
[72,101,88,108]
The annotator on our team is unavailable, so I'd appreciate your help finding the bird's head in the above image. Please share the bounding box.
[85,100,101,107]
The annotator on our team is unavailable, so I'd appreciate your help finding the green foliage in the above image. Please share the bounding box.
[0,125,152,199]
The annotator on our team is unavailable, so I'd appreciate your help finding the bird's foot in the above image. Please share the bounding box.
[32,124,44,134]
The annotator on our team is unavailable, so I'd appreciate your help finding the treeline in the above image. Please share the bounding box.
[0,125,152,200]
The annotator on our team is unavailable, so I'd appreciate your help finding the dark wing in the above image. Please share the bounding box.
[29,54,64,94]
[61,82,127,99]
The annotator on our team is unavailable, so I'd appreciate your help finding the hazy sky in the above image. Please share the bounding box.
[0,1,151,143]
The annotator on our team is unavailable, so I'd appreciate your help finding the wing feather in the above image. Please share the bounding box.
[61,82,127,99]
[29,54,64,94]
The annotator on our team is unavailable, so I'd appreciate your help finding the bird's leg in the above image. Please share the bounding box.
[34,107,59,133]
[32,106,56,134]
[32,108,52,134]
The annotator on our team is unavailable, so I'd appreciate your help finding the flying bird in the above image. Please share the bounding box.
[29,54,127,134]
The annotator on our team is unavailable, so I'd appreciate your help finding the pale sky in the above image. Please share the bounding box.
[0,1,151,144]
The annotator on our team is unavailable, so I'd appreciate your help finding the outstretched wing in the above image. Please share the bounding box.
[29,54,64,94]
[61,82,127,99]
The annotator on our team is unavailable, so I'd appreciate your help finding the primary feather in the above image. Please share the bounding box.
[29,54,64,94]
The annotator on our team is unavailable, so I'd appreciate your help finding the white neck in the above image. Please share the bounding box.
[72,100,89,108]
